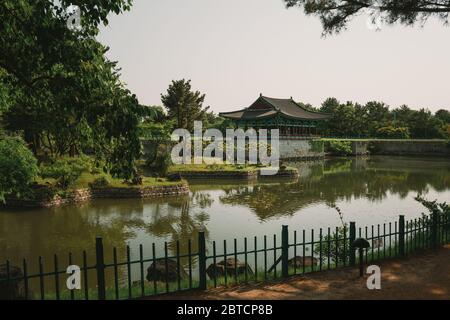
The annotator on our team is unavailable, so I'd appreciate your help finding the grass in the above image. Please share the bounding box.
[38,279,199,300]
[34,172,182,192]
[76,172,180,188]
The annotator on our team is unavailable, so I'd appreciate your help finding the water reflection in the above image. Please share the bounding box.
[1,156,449,266]
[216,157,449,222]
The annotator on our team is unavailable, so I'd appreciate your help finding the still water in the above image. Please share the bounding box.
[1,156,449,275]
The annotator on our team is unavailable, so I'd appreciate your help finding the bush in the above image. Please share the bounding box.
[415,195,450,220]
[0,136,39,202]
[154,153,172,177]
[314,225,350,265]
[88,176,110,189]
[324,140,352,156]
[376,126,410,139]
[309,140,324,153]
[40,158,86,189]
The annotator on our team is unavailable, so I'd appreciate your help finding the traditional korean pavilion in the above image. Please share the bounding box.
[219,95,331,136]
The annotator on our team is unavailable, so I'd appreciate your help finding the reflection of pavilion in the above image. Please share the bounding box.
[218,158,443,221]
[220,95,330,137]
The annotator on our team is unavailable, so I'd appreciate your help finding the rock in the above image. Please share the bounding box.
[146,259,187,282]
[206,258,253,279]
[288,256,318,268]
[0,264,25,300]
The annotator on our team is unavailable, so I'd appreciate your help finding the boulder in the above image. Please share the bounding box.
[206,258,253,279]
[0,264,25,300]
[288,256,318,268]
[146,259,187,282]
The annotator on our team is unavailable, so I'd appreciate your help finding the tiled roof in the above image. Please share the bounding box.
[220,96,330,121]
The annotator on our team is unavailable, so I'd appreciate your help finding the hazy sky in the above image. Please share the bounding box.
[97,0,450,113]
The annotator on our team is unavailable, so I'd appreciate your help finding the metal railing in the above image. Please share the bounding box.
[1,213,449,300]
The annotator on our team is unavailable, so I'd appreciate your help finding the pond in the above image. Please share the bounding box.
[1,156,449,295]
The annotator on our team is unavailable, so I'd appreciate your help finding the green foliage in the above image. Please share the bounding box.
[435,109,450,124]
[88,176,111,189]
[376,126,411,139]
[317,97,447,139]
[284,0,450,35]
[309,140,324,153]
[161,79,209,131]
[152,153,172,177]
[324,140,352,156]
[415,195,450,220]
[40,156,93,189]
[0,135,39,201]
[139,122,172,141]
[0,0,143,180]
[393,106,447,139]
[314,225,350,265]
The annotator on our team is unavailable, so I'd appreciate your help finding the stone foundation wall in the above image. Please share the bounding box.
[177,170,258,180]
[370,140,449,156]
[4,183,189,209]
[351,141,370,155]
[279,139,325,160]
[258,168,299,179]
[92,185,189,198]
[338,139,449,156]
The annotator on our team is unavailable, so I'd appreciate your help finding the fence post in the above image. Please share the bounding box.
[95,237,106,300]
[198,231,207,290]
[399,215,405,257]
[349,222,356,266]
[281,225,289,278]
[431,212,439,249]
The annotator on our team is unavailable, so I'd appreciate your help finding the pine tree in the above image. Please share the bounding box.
[161,79,209,131]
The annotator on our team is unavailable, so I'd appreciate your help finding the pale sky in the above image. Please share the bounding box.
[97,0,450,113]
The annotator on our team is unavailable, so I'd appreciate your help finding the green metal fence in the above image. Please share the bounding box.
[1,213,449,300]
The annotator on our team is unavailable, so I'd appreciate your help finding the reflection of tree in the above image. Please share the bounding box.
[0,199,148,274]
[219,157,450,221]
[143,192,212,266]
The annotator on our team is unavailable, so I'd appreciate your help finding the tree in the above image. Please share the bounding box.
[319,98,358,137]
[284,0,450,34]
[436,109,450,124]
[376,126,410,139]
[161,79,209,131]
[394,106,447,138]
[0,0,144,179]
[0,136,39,202]
[364,101,391,136]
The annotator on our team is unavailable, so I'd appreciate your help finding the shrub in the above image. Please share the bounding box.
[415,195,450,220]
[314,225,350,265]
[0,136,39,202]
[88,176,110,189]
[154,153,172,177]
[324,140,352,156]
[309,140,324,153]
[376,126,410,139]
[40,158,85,189]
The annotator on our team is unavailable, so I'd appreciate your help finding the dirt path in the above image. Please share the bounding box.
[149,245,450,300]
